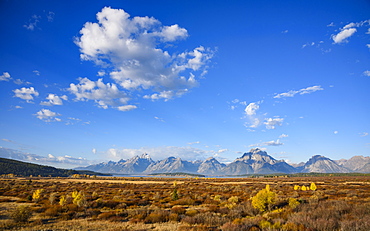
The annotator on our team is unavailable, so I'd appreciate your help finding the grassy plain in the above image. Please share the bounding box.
[1,175,370,230]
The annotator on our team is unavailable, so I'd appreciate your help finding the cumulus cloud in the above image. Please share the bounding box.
[35,109,61,122]
[274,85,323,98]
[0,72,11,81]
[40,94,68,106]
[332,28,357,44]
[68,77,131,110]
[13,87,39,102]
[243,102,263,129]
[245,102,259,116]
[332,20,370,44]
[75,7,214,103]
[264,117,284,129]
[156,24,188,42]
[363,70,370,76]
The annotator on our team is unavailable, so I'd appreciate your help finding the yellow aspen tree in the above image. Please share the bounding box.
[301,185,307,191]
[72,191,86,207]
[32,189,43,202]
[293,185,300,190]
[310,182,317,191]
[59,195,67,206]
[288,198,300,209]
[251,184,276,212]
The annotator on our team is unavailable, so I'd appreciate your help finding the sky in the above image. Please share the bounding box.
[0,0,370,168]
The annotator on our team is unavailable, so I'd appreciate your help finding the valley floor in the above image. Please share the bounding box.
[1,175,370,230]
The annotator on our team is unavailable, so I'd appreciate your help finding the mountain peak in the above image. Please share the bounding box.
[140,153,152,160]
[302,155,350,173]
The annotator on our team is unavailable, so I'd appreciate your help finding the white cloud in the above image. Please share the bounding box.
[360,132,369,137]
[46,11,55,22]
[299,85,324,95]
[68,77,130,110]
[92,148,97,154]
[106,146,209,161]
[363,70,370,76]
[0,72,11,81]
[0,147,100,169]
[274,85,323,98]
[327,22,335,27]
[75,7,213,102]
[250,139,284,147]
[154,116,165,122]
[245,102,259,116]
[33,70,40,76]
[279,134,288,138]
[157,24,188,42]
[331,20,370,44]
[334,131,339,134]
[24,15,41,30]
[117,105,137,111]
[97,70,106,76]
[13,79,31,85]
[35,109,61,122]
[332,28,357,44]
[13,87,39,102]
[40,94,67,106]
[264,117,284,129]
[217,149,228,153]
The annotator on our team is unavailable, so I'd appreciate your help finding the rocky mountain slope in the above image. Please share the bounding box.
[336,156,370,173]
[298,155,350,173]
[75,153,154,174]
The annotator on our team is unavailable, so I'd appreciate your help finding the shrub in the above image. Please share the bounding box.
[145,210,169,223]
[172,206,186,214]
[288,198,300,209]
[10,205,32,223]
[59,195,67,206]
[251,184,276,212]
[49,192,58,205]
[174,197,195,206]
[44,205,62,217]
[185,209,198,216]
[169,213,179,221]
[32,189,43,202]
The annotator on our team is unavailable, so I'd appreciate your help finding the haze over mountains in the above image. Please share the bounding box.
[76,148,370,175]
[1,147,369,175]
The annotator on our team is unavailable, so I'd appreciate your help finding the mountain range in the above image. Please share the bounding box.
[76,148,370,175]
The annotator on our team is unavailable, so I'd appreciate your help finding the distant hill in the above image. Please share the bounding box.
[0,157,109,177]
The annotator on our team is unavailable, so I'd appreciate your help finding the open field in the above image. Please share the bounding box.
[1,175,370,230]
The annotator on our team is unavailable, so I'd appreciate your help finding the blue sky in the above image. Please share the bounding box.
[1,0,369,168]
